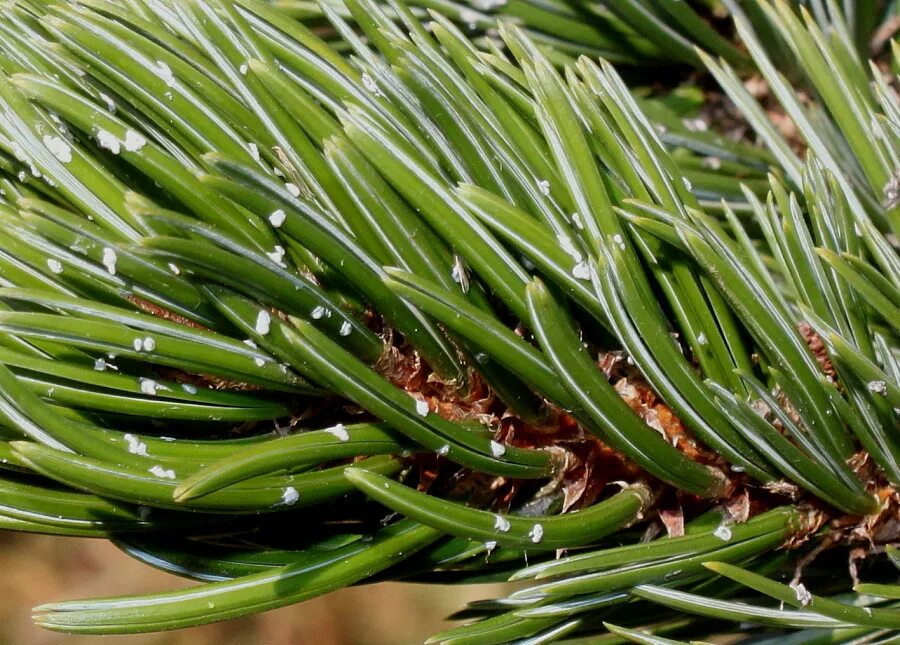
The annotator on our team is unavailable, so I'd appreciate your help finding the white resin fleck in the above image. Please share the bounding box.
[148,465,176,479]
[558,234,582,263]
[682,117,708,132]
[43,135,72,163]
[102,247,117,275]
[713,524,732,541]
[269,209,286,227]
[791,581,812,607]
[325,424,350,442]
[124,433,149,456]
[572,262,591,280]
[280,487,300,506]
[97,129,121,154]
[123,130,148,152]
[255,310,272,335]
[139,378,159,395]
[267,245,286,265]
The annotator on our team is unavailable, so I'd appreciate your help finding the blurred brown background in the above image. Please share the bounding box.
[0,532,509,644]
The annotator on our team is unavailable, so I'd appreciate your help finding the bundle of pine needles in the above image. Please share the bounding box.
[0,0,896,642]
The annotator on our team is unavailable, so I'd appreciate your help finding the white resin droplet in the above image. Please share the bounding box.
[97,129,121,154]
[139,378,158,395]
[557,234,582,263]
[713,525,732,541]
[123,130,148,152]
[682,117,708,132]
[148,465,176,479]
[43,135,71,163]
[267,245,286,265]
[280,486,299,506]
[572,262,591,280]
[325,423,350,442]
[791,581,812,607]
[124,433,148,456]
[102,247,117,275]
[255,310,272,335]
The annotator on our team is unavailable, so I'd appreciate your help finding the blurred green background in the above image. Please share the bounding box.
[0,532,509,644]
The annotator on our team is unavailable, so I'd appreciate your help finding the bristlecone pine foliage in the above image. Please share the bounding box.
[0,0,896,641]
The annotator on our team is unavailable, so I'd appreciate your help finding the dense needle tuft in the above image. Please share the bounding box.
[0,0,896,642]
